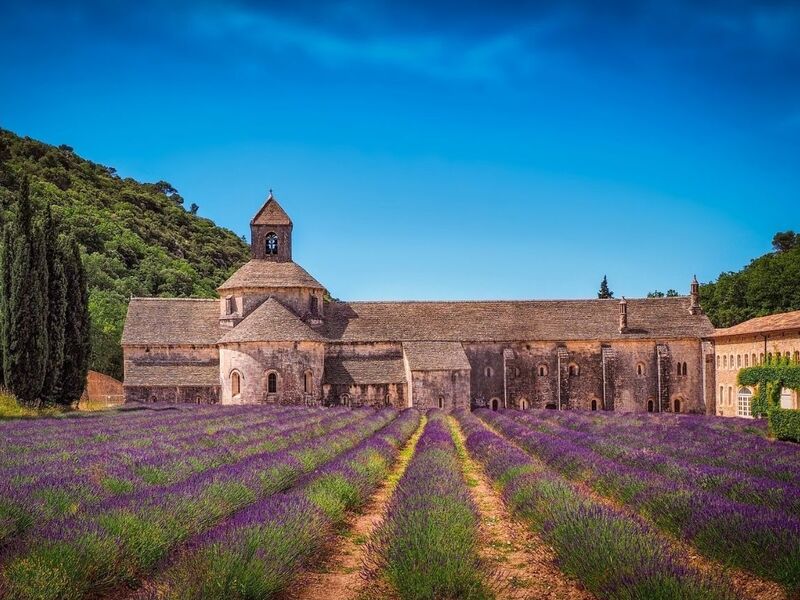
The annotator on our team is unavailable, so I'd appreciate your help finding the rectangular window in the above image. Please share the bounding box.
[225,296,234,315]
[737,395,751,417]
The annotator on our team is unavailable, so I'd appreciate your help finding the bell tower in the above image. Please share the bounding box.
[250,190,292,262]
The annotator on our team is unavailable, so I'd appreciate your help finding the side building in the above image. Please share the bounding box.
[122,193,717,413]
[712,310,800,417]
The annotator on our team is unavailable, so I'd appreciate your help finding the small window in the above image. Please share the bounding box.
[752,353,757,366]
[545,402,557,410]
[719,385,723,405]
[484,366,493,378]
[760,352,764,364]
[451,372,457,383]
[674,398,681,413]
[225,295,234,315]
[647,400,654,413]
[736,355,741,368]
[682,362,688,376]
[591,399,597,411]
[340,393,350,407]
[568,363,580,377]
[519,398,529,410]
[265,232,278,255]
[716,355,720,368]
[728,386,733,406]
[268,372,278,394]
[537,364,548,377]
[794,351,800,364]
[637,363,646,377]
[491,398,500,411]
[744,354,749,367]
[723,355,727,368]
[231,370,241,397]
[304,370,312,394]
[310,295,318,316]
[438,396,444,409]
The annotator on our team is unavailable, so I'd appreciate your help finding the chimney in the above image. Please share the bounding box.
[689,275,701,315]
[618,297,628,333]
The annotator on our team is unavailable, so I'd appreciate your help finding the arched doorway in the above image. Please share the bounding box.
[673,398,681,413]
[490,398,500,411]
[591,399,597,411]
[339,393,351,407]
[647,400,654,413]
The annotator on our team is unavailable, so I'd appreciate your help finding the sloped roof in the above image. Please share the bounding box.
[251,196,292,225]
[124,363,220,387]
[122,299,222,346]
[323,297,715,342]
[218,260,325,291]
[711,310,800,338]
[218,298,325,344]
[324,356,406,385]
[403,341,471,371]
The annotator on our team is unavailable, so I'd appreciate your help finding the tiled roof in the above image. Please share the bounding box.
[324,356,406,385]
[323,297,714,342]
[711,310,800,338]
[251,197,292,225]
[124,362,220,387]
[217,260,325,291]
[122,299,222,346]
[403,341,471,371]
[218,298,325,344]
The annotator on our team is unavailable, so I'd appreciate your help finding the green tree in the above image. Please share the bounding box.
[40,208,68,403]
[60,237,91,403]
[1,177,49,403]
[597,275,614,299]
[772,230,800,253]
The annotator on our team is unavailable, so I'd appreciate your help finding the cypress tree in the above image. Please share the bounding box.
[41,208,67,403]
[1,177,49,403]
[0,226,10,388]
[598,275,614,299]
[60,236,90,404]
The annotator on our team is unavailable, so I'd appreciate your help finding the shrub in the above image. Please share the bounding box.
[768,408,800,443]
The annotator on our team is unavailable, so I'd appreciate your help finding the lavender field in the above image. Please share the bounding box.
[0,405,798,600]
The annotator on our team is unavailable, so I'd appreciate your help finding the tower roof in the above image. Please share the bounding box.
[217,260,325,291]
[251,192,292,226]
[218,297,324,344]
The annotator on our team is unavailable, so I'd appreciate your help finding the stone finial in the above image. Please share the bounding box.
[267,188,274,200]
[618,297,628,333]
[689,275,701,315]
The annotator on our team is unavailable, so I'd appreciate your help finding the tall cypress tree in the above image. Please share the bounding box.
[598,275,614,299]
[1,177,49,403]
[60,236,90,403]
[0,226,10,388]
[41,208,67,403]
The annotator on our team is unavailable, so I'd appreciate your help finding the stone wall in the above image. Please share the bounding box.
[322,383,406,408]
[464,339,707,413]
[219,341,325,405]
[219,286,323,326]
[409,369,471,411]
[125,385,220,403]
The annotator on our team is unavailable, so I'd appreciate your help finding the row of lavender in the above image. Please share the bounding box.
[0,406,365,550]
[0,407,400,599]
[135,409,423,599]
[368,411,491,599]
[456,410,732,599]
[480,410,800,594]
[523,408,799,484]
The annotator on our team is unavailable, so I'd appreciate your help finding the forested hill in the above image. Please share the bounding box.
[699,232,800,328]
[0,128,249,379]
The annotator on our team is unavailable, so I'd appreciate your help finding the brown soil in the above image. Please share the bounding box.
[283,417,427,600]
[449,417,595,600]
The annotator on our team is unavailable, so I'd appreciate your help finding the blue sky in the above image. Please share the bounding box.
[1,1,798,301]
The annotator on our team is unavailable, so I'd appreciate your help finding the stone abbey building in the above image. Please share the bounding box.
[122,195,718,412]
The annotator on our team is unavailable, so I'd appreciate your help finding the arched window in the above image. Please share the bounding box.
[744,354,749,367]
[591,399,597,411]
[451,372,457,383]
[752,353,757,366]
[490,398,500,411]
[647,400,654,413]
[760,352,764,364]
[484,366,493,378]
[268,372,278,394]
[225,295,234,315]
[438,396,444,409]
[568,363,580,377]
[736,355,741,368]
[767,352,773,363]
[682,362,688,376]
[230,370,242,397]
[737,387,752,417]
[309,295,318,316]
[265,232,278,255]
[340,393,350,407]
[794,351,800,364]
[719,385,723,406]
[716,355,721,368]
[304,370,313,394]
[519,398,529,410]
[673,398,681,413]
[637,362,646,377]
[537,364,548,377]
[723,355,727,368]
[728,386,733,406]
[729,355,734,369]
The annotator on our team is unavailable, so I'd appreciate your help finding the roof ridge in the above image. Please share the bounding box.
[333,297,690,305]
[130,297,217,302]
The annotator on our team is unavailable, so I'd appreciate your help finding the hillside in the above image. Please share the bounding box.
[0,128,249,379]
[700,232,800,328]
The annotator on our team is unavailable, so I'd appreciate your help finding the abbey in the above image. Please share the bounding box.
[122,194,717,412]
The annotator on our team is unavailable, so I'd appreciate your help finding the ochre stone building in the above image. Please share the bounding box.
[122,195,719,412]
[712,310,800,417]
